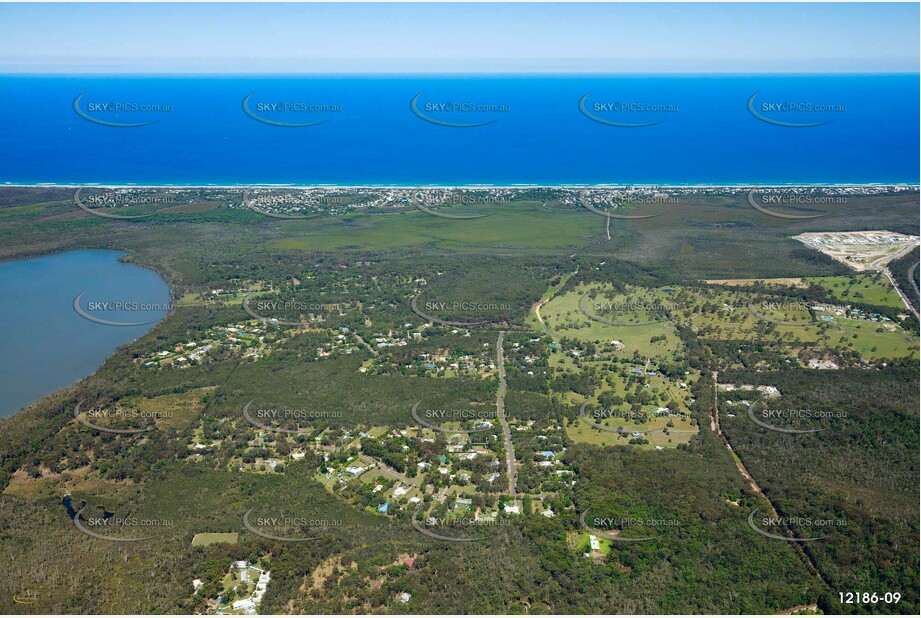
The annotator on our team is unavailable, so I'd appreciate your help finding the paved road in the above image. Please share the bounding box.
[882,267,919,319]
[863,241,919,318]
[869,241,916,271]
[495,331,517,496]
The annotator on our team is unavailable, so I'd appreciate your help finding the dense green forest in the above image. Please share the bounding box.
[719,368,920,614]
[0,188,917,614]
[890,247,920,313]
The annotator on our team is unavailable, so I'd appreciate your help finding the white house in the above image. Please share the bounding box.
[232,599,255,612]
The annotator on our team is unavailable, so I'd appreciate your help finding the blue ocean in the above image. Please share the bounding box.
[0,74,917,185]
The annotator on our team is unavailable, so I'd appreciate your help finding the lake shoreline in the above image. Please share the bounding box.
[0,249,173,418]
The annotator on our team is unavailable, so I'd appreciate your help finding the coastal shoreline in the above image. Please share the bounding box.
[4,183,919,189]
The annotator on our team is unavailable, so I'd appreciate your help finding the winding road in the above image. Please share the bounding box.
[531,264,578,342]
[533,297,555,341]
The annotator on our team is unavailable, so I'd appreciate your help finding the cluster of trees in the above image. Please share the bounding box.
[720,367,919,614]
[890,246,920,314]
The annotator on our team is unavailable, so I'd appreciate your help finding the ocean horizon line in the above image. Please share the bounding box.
[3,71,920,79]
[5,182,919,190]
[4,75,916,186]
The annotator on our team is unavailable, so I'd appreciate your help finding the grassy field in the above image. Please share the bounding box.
[540,284,684,361]
[668,285,918,361]
[191,532,239,547]
[555,343,699,449]
[706,274,907,310]
[565,415,698,449]
[545,278,915,391]
[268,201,600,253]
[133,386,215,431]
[570,531,612,556]
[803,273,908,309]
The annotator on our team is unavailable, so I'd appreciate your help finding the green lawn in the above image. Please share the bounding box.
[669,286,918,361]
[268,201,598,252]
[565,415,697,449]
[191,532,239,547]
[571,531,612,556]
[804,274,908,309]
[540,284,684,361]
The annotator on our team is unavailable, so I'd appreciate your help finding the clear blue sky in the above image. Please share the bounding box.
[1,2,918,73]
